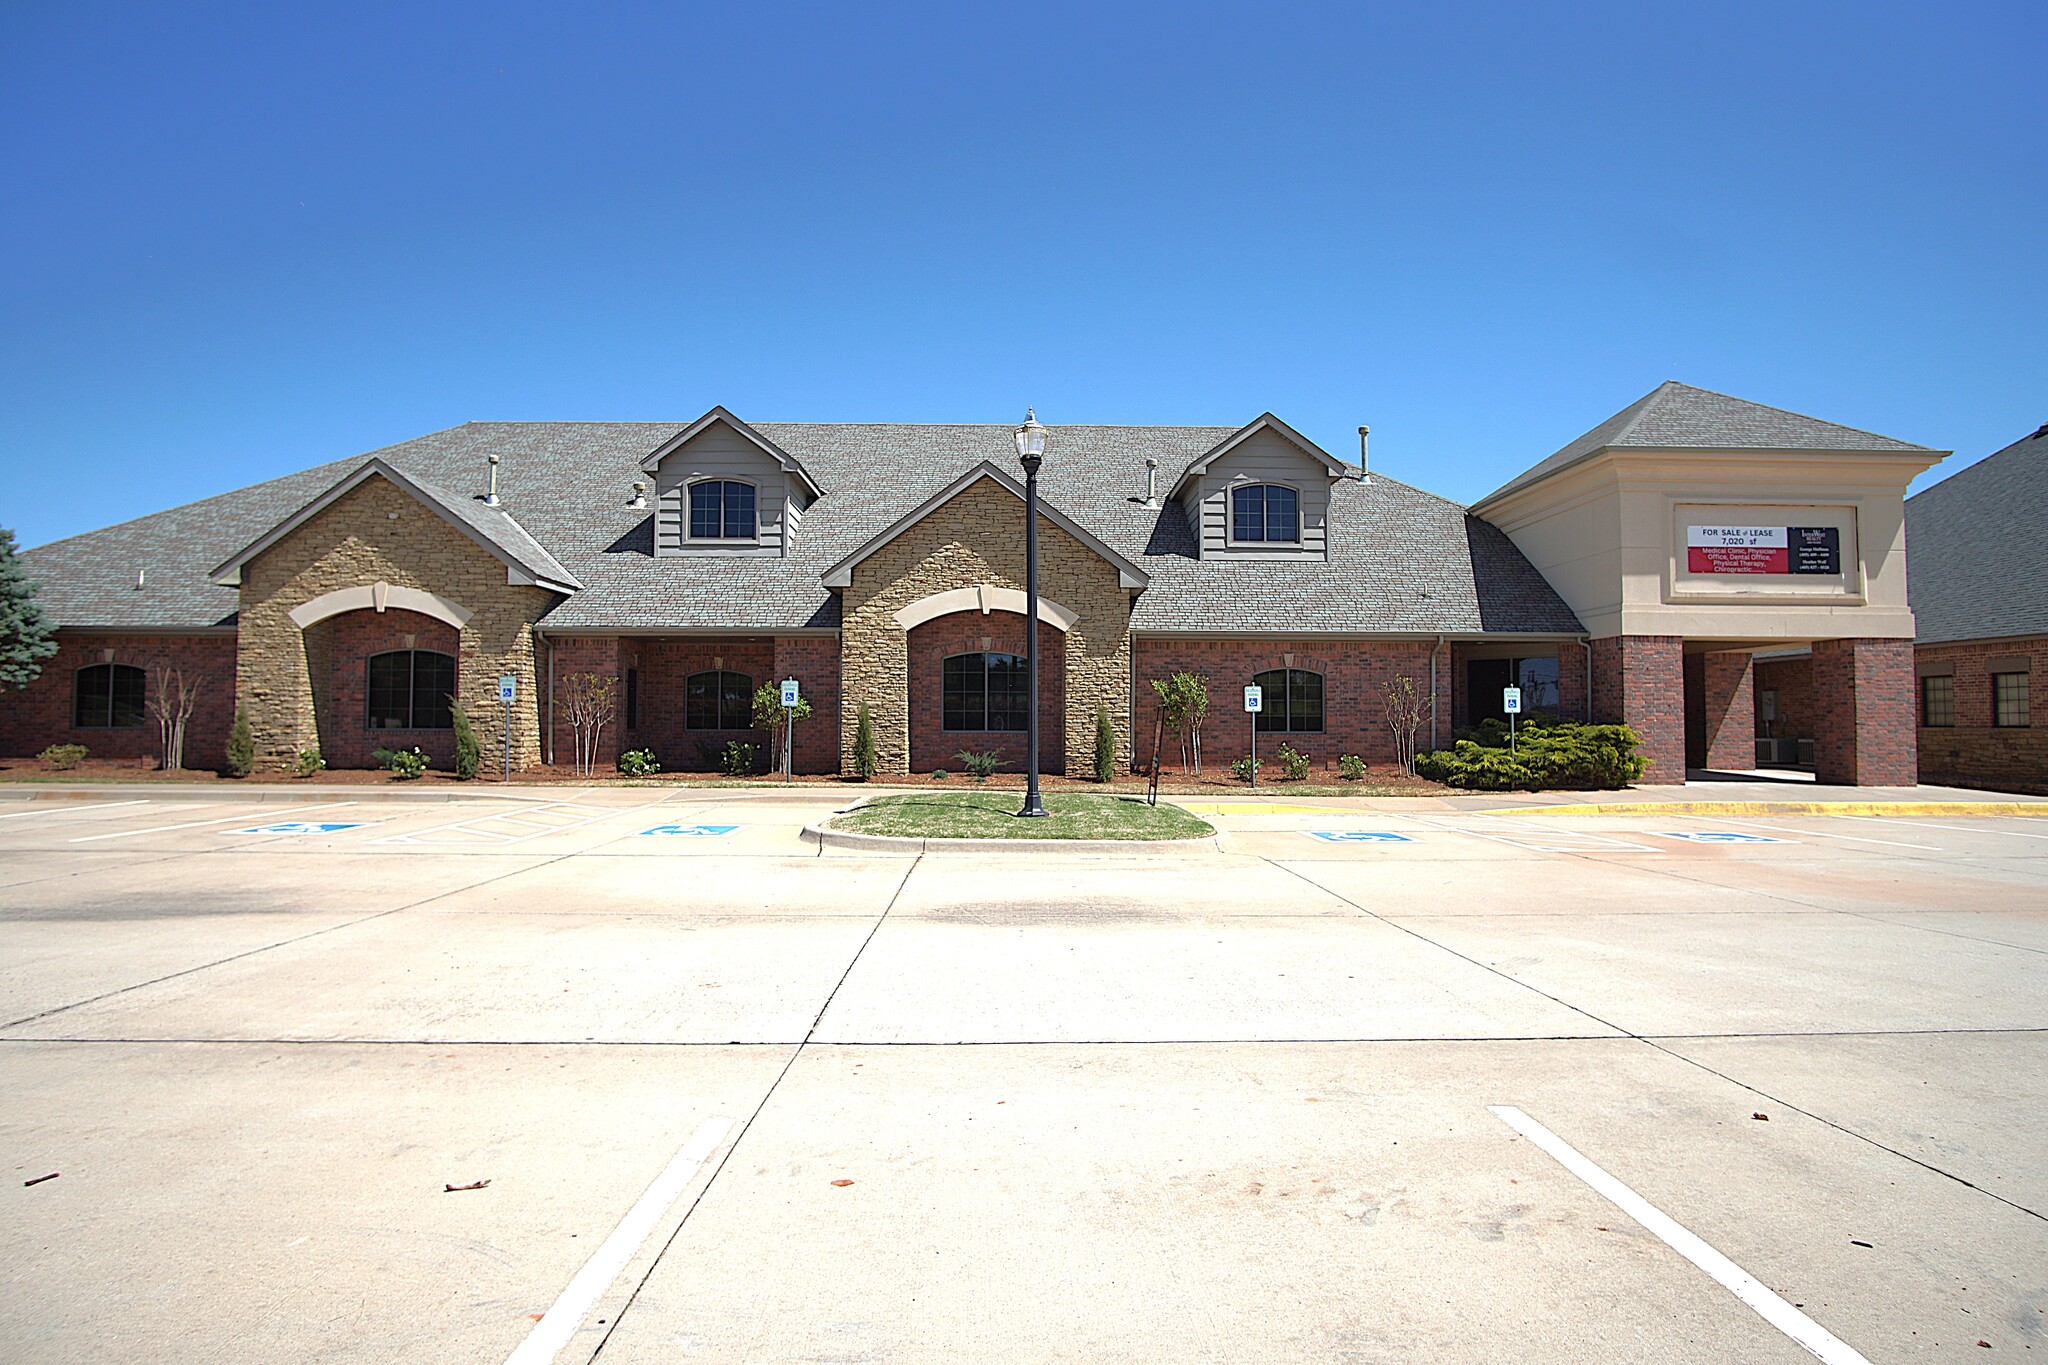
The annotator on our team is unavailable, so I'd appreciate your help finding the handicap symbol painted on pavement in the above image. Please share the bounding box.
[1658,831,1785,844]
[638,824,739,837]
[236,822,371,836]
[1304,830,1413,843]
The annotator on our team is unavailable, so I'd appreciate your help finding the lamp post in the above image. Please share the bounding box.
[1015,409,1049,818]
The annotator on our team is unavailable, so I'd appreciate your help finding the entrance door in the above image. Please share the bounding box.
[1466,659,1513,726]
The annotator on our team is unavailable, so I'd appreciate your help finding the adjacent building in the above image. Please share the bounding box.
[3,384,1946,785]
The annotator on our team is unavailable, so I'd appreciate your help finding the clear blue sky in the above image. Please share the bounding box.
[3,1,2041,548]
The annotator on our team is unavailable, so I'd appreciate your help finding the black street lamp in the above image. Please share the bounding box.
[1015,409,1050,818]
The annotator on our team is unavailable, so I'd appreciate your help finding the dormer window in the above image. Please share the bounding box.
[688,480,757,541]
[1230,484,1299,543]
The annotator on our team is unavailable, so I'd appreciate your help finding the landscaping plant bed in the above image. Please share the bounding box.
[830,792,1216,841]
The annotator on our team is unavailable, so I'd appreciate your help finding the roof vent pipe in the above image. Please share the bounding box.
[1144,457,1159,509]
[1357,426,1372,482]
[630,479,647,509]
[484,452,501,507]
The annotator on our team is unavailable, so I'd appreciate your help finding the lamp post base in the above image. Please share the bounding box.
[1014,798,1050,818]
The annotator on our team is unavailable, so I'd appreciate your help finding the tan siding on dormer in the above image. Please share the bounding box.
[1186,429,1331,560]
[652,423,791,557]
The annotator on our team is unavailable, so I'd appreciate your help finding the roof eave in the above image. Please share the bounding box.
[637,406,825,499]
[1167,412,1348,502]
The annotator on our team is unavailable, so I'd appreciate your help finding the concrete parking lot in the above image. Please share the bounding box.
[1,787,2044,1362]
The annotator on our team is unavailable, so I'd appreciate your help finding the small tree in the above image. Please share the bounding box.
[449,697,482,780]
[852,703,878,781]
[146,665,201,771]
[226,710,256,778]
[561,672,618,777]
[1150,671,1210,775]
[1093,703,1117,782]
[0,527,57,690]
[753,683,813,775]
[1383,675,1427,776]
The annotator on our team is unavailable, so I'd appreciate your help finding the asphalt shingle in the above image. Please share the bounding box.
[1906,423,2048,645]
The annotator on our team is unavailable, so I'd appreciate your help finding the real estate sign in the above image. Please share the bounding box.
[1686,525,1840,576]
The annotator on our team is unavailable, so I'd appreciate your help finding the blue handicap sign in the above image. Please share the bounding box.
[638,824,739,838]
[1304,830,1413,844]
[237,822,370,836]
[1659,831,1783,844]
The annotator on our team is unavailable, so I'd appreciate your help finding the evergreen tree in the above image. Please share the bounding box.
[1093,704,1117,782]
[853,703,878,781]
[225,711,256,777]
[449,698,482,780]
[0,527,57,689]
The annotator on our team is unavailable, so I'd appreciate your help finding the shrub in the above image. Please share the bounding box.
[617,747,661,777]
[1276,743,1311,781]
[1093,704,1116,782]
[852,703,878,782]
[719,741,759,777]
[931,768,949,781]
[384,748,429,780]
[37,743,87,770]
[955,749,1006,781]
[1230,755,1261,783]
[449,698,481,780]
[1337,754,1366,781]
[226,711,255,777]
[295,747,325,778]
[1415,719,1646,791]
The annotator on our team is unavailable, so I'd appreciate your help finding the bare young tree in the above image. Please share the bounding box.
[561,671,618,777]
[1150,671,1211,775]
[147,665,202,771]
[1383,675,1427,775]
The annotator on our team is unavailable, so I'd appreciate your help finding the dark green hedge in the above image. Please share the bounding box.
[1415,716,1647,790]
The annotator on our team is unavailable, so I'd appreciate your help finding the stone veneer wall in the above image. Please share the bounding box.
[0,632,238,765]
[235,475,553,772]
[1914,637,2048,793]
[839,477,1131,776]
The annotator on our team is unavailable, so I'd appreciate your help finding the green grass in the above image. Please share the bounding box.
[833,792,1215,841]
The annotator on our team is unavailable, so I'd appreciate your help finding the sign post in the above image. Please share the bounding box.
[1243,684,1263,789]
[497,675,516,781]
[779,678,800,784]
[1502,684,1522,754]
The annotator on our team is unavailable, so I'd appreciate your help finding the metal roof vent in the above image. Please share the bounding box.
[1144,457,1160,509]
[1357,426,1372,484]
[484,452,502,507]
[630,480,648,509]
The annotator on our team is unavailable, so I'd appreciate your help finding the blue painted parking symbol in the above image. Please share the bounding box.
[1659,831,1783,844]
[237,822,369,835]
[638,824,739,838]
[1305,831,1413,843]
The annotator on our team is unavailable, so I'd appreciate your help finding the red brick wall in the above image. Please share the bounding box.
[1591,635,1684,784]
[1754,657,1814,744]
[1811,637,1916,786]
[773,636,842,775]
[1683,650,1755,770]
[1913,638,2046,792]
[306,608,462,770]
[1132,638,1446,773]
[0,632,237,766]
[546,636,626,770]
[907,614,1065,774]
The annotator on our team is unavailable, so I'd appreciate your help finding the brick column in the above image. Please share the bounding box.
[1700,651,1756,771]
[1811,638,1917,786]
[1590,635,1684,784]
[773,636,842,774]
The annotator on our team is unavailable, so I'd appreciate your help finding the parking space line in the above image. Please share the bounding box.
[504,1116,735,1365]
[69,803,354,843]
[379,799,675,848]
[1839,814,2048,842]
[1709,817,1941,851]
[1393,812,1663,853]
[1490,1105,1873,1365]
[0,799,151,821]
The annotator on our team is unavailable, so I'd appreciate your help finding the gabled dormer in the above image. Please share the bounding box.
[640,406,824,558]
[1169,413,1350,560]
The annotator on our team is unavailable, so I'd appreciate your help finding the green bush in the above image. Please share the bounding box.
[1230,755,1261,783]
[1337,754,1366,781]
[37,743,87,770]
[449,699,481,780]
[852,703,878,782]
[1415,719,1646,791]
[955,749,1006,781]
[719,741,759,777]
[617,747,661,777]
[930,768,949,781]
[373,745,429,780]
[226,711,255,777]
[295,747,325,778]
[1276,743,1311,781]
[1093,704,1116,782]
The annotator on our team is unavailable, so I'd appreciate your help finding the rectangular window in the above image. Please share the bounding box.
[1920,674,1955,728]
[943,653,1028,731]
[1993,672,2029,728]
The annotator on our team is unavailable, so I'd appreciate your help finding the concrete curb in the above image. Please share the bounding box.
[1487,801,2048,818]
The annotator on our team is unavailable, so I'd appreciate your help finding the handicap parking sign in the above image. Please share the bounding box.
[236,822,370,836]
[1658,831,1784,844]
[638,824,738,838]
[1304,831,1413,843]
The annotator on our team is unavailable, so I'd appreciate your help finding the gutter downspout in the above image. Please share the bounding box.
[1581,635,1593,723]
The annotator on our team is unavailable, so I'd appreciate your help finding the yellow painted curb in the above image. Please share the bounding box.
[1484,802,2048,818]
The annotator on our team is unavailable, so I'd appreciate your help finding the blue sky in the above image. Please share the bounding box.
[3,1,2041,548]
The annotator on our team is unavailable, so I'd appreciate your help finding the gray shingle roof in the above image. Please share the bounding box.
[1476,381,1935,508]
[1907,423,2048,645]
[22,418,1583,637]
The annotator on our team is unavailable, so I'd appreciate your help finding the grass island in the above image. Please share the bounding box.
[831,791,1215,841]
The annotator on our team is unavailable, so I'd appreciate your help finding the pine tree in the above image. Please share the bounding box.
[225,711,256,777]
[853,703,878,781]
[1093,703,1117,783]
[449,698,482,780]
[0,527,57,690]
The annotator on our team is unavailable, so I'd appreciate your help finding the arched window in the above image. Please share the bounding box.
[1230,484,1299,543]
[1253,668,1323,733]
[74,663,147,728]
[685,670,754,729]
[688,480,758,540]
[366,650,456,729]
[943,652,1029,731]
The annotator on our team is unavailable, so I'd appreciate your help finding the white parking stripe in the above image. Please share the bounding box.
[1394,812,1662,853]
[0,799,150,821]
[1839,814,2048,842]
[1710,817,1940,851]
[504,1116,734,1365]
[380,800,672,848]
[69,803,354,843]
[1490,1106,1873,1365]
